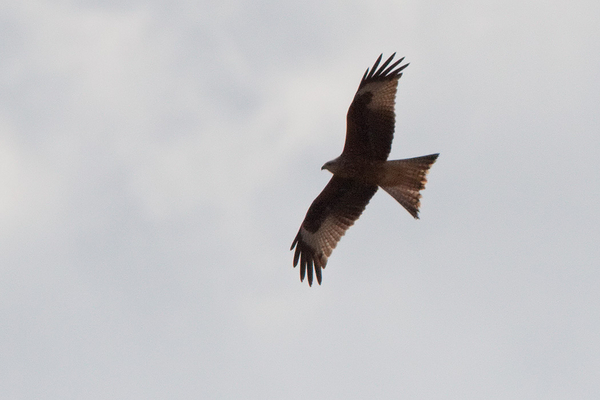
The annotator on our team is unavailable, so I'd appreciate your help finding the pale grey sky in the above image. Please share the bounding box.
[1,0,599,398]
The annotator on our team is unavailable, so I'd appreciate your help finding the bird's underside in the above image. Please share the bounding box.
[291,53,439,286]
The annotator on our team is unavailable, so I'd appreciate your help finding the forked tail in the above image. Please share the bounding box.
[378,153,439,218]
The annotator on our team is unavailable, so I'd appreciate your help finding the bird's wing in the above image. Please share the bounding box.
[343,53,409,161]
[291,176,378,286]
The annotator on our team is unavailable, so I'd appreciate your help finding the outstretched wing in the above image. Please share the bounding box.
[343,53,409,161]
[291,176,378,286]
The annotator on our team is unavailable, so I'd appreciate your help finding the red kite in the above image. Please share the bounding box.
[291,54,439,286]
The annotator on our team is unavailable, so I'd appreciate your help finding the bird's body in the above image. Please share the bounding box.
[291,54,439,286]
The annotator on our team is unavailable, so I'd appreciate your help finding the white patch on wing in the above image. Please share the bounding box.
[356,80,398,112]
[300,214,352,267]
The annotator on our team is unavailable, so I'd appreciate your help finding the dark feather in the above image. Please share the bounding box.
[359,53,408,89]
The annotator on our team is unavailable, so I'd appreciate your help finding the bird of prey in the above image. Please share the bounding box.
[291,53,439,286]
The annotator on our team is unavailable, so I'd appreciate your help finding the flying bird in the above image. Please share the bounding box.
[291,53,439,286]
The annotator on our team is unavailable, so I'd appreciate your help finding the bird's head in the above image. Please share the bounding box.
[321,157,341,174]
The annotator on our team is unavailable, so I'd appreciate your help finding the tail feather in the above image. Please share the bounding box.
[378,153,439,218]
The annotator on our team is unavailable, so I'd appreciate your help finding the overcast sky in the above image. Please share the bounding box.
[2,0,599,398]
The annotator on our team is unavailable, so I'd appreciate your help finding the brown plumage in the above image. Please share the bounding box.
[291,54,439,286]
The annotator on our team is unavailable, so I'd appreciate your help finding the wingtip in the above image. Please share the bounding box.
[367,54,384,79]
[315,267,322,285]
[360,53,409,85]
